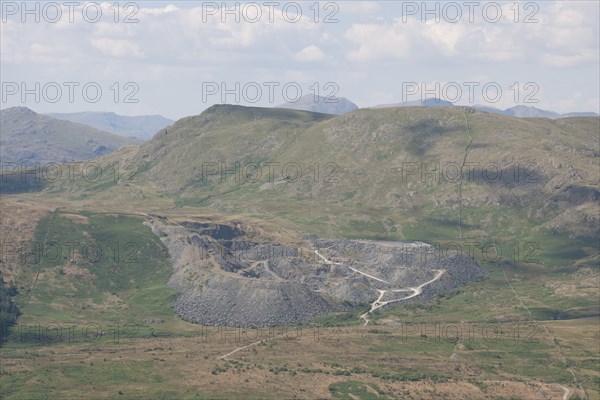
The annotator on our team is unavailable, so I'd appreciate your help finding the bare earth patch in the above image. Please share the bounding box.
[61,213,90,224]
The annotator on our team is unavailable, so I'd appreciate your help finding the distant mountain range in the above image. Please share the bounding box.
[372,98,455,108]
[44,99,593,124]
[0,107,139,165]
[372,99,598,119]
[47,111,174,140]
[472,104,599,119]
[276,95,358,115]
[274,96,597,118]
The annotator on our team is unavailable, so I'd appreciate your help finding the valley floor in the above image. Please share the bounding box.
[1,318,596,400]
[0,197,598,400]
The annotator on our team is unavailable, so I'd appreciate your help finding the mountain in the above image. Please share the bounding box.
[372,98,454,108]
[473,104,599,119]
[561,111,599,117]
[47,111,174,140]
[275,95,358,115]
[45,105,599,250]
[371,100,597,119]
[0,107,139,165]
[504,105,561,118]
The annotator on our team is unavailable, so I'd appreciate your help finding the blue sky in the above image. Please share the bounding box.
[1,1,598,119]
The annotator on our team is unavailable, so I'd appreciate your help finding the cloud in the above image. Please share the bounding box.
[1,1,597,117]
[344,22,413,62]
[542,51,598,68]
[422,20,465,57]
[294,45,326,62]
[90,38,144,59]
[343,1,599,66]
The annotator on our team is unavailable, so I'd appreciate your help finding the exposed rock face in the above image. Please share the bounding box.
[147,218,487,327]
[179,221,243,240]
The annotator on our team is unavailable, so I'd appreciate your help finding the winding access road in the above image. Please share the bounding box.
[315,250,446,325]
[314,250,445,325]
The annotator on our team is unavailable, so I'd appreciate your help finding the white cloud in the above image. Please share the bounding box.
[295,45,326,62]
[1,1,597,117]
[542,91,600,114]
[343,1,598,67]
[422,20,465,57]
[90,38,144,59]
[344,22,413,62]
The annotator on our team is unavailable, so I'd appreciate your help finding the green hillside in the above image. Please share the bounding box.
[33,105,599,266]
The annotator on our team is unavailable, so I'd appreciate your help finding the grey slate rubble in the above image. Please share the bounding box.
[146,218,487,328]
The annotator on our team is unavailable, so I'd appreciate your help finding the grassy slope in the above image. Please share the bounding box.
[9,211,182,335]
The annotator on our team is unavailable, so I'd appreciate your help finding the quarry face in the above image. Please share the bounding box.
[146,216,487,328]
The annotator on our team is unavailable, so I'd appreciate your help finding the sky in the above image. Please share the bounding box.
[1,0,599,120]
